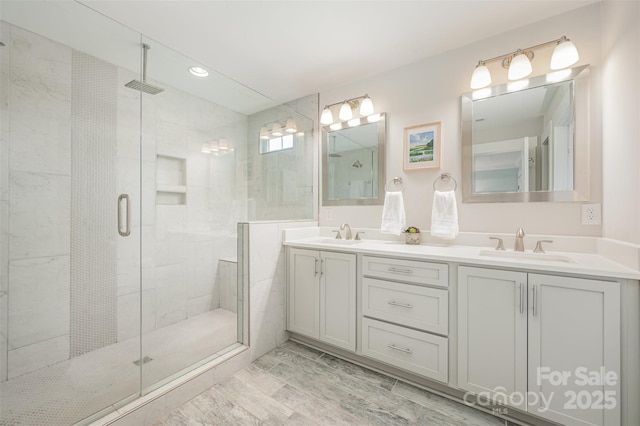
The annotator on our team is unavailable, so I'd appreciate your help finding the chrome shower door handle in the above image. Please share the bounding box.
[118,194,131,237]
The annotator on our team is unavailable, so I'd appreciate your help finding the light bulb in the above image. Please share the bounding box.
[338,101,353,121]
[359,95,374,116]
[285,118,297,133]
[508,51,533,80]
[320,106,333,125]
[550,38,579,70]
[189,66,209,78]
[271,122,282,137]
[259,127,270,140]
[470,62,492,89]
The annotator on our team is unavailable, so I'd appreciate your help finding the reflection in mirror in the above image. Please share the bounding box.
[462,65,590,202]
[322,113,386,205]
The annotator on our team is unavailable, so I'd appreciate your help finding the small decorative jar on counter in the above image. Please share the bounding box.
[403,226,421,245]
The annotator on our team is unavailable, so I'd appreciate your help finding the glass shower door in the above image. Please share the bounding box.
[0,3,145,424]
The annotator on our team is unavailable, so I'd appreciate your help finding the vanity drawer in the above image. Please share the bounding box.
[363,278,448,335]
[362,256,448,287]
[361,317,448,383]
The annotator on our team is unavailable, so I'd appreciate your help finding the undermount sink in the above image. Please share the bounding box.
[315,237,362,245]
[479,249,575,264]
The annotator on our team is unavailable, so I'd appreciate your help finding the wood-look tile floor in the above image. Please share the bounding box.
[155,340,510,425]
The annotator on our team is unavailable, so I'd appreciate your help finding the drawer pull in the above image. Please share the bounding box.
[387,267,413,275]
[388,300,413,309]
[387,344,413,355]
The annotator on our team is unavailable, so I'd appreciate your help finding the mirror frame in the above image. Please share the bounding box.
[461,65,590,203]
[322,113,386,206]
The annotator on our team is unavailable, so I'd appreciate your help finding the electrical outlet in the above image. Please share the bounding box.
[325,208,332,221]
[581,203,601,225]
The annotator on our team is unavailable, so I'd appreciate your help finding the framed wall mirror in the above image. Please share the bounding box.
[322,113,386,206]
[461,65,590,202]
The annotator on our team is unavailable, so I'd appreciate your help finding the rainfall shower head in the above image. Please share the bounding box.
[125,44,164,95]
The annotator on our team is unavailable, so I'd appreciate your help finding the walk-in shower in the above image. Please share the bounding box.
[0,2,314,425]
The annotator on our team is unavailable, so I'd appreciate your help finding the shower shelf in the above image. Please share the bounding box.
[156,154,187,205]
[157,185,186,193]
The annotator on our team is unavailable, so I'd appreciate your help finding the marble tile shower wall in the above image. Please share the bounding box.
[0,22,249,380]
[2,25,73,380]
[116,65,248,339]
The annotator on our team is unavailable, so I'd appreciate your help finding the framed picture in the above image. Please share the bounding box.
[403,121,441,170]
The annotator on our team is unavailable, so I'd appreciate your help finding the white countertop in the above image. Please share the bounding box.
[283,232,640,281]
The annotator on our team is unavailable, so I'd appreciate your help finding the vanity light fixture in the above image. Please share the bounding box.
[259,127,270,140]
[470,35,580,89]
[320,94,375,125]
[189,66,209,78]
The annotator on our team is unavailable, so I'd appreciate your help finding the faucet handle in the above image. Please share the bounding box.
[354,231,365,241]
[332,230,342,240]
[489,237,505,251]
[534,240,553,253]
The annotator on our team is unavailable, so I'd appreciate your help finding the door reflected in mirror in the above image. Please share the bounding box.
[322,113,386,206]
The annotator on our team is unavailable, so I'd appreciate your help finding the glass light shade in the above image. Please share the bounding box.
[218,139,229,150]
[338,101,353,121]
[259,127,270,140]
[550,39,579,70]
[320,106,333,125]
[210,140,219,152]
[470,63,491,89]
[271,122,283,137]
[285,118,297,133]
[201,143,211,153]
[508,53,533,80]
[359,95,374,116]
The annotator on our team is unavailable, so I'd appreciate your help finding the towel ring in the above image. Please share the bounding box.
[385,176,404,192]
[433,173,457,191]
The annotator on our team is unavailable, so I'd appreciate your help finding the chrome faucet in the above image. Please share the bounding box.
[515,228,525,252]
[340,223,353,240]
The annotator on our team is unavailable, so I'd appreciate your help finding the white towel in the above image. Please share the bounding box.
[431,190,459,240]
[381,191,406,235]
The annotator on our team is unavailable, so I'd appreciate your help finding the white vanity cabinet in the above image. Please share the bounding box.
[458,266,621,426]
[361,256,449,383]
[287,248,357,351]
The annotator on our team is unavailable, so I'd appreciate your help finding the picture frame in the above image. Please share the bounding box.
[403,121,441,170]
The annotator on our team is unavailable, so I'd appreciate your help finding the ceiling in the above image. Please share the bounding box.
[79,0,597,105]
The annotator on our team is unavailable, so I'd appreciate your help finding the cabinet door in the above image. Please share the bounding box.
[287,248,319,339]
[528,274,620,426]
[458,266,528,410]
[319,251,356,351]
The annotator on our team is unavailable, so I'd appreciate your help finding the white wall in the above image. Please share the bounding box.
[601,0,640,244]
[319,4,604,238]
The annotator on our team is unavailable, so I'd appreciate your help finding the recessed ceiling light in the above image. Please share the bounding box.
[189,66,209,78]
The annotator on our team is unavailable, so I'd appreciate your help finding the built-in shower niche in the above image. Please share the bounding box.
[156,154,187,205]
